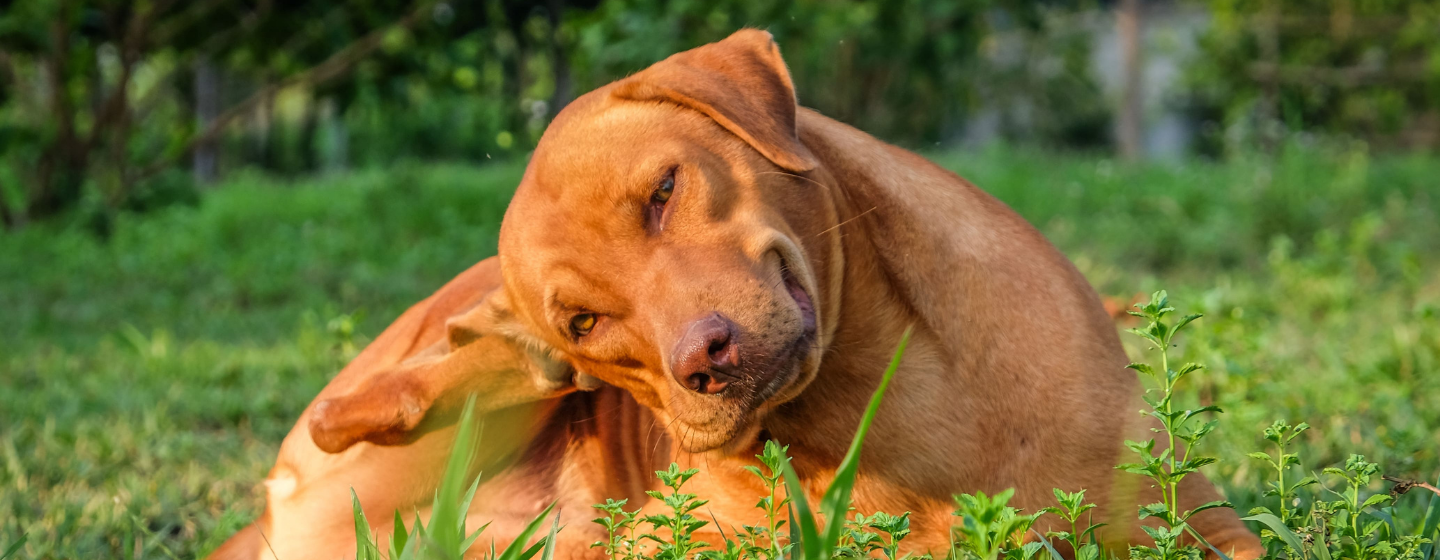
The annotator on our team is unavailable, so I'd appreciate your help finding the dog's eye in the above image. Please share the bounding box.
[570,313,597,337]
[652,170,675,204]
[645,168,677,234]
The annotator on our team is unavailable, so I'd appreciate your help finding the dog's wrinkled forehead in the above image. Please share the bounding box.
[498,99,687,326]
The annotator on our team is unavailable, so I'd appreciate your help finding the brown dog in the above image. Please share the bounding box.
[477,29,1262,558]
[208,258,668,560]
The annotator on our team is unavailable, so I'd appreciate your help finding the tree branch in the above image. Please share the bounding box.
[136,0,437,181]
[1384,475,1440,499]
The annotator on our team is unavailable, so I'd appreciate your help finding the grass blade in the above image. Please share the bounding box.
[1031,528,1065,560]
[495,503,558,560]
[1421,473,1440,560]
[818,326,912,545]
[779,327,912,560]
[429,394,482,554]
[352,489,380,560]
[1,534,26,560]
[539,509,562,560]
[1182,523,1233,560]
[390,509,410,557]
[1243,513,1308,560]
[781,463,823,560]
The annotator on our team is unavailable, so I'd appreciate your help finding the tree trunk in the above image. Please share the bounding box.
[1116,0,1144,162]
[546,0,572,116]
[194,57,220,185]
[1257,0,1281,153]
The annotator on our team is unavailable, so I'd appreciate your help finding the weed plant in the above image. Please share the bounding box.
[354,294,1438,560]
[3,146,1437,556]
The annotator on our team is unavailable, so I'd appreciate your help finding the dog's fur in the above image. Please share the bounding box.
[213,29,1260,560]
[208,258,668,560]
[482,29,1262,557]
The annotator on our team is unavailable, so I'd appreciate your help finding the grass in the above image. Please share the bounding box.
[1,142,1438,557]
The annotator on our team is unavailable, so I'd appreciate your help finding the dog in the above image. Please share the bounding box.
[473,29,1263,558]
[208,257,668,560]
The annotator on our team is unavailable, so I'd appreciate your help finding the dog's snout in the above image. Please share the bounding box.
[672,313,740,394]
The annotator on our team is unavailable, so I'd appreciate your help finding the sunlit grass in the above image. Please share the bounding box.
[2,144,1437,557]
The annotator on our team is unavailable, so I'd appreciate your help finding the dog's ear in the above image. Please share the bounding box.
[613,28,817,173]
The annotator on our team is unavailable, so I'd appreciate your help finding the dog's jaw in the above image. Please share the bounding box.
[667,255,822,454]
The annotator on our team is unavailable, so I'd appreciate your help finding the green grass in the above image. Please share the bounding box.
[2,143,1438,557]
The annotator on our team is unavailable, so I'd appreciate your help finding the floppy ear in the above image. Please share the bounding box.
[612,28,817,173]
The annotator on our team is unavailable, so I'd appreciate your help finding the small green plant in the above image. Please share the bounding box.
[1325,455,1399,560]
[593,498,642,560]
[342,292,1440,560]
[1248,421,1318,530]
[1243,439,1439,560]
[1043,489,1105,560]
[1117,290,1232,560]
[642,464,712,560]
[351,395,558,560]
[740,440,793,560]
[857,511,918,560]
[950,489,1046,560]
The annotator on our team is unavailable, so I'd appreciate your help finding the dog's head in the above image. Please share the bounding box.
[492,29,843,452]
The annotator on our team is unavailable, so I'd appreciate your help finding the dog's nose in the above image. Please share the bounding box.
[671,313,740,394]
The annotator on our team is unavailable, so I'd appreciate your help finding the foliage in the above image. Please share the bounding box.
[1117,291,1230,560]
[0,0,600,226]
[0,0,1106,228]
[1184,0,1440,154]
[2,147,1438,556]
[564,1,1098,148]
[351,395,560,560]
[503,292,1435,560]
[1243,434,1440,560]
[779,327,910,560]
[950,489,1045,560]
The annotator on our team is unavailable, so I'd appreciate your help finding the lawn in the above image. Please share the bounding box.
[2,144,1437,558]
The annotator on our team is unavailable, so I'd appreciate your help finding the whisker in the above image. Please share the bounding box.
[755,170,829,191]
[812,206,877,239]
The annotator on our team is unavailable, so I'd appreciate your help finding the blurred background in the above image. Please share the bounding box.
[1,0,1438,557]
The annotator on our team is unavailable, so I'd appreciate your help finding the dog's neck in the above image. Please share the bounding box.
[755,110,943,470]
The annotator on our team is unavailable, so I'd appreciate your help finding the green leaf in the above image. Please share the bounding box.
[1247,451,1276,463]
[1181,523,1233,560]
[1171,313,1203,336]
[430,394,484,554]
[0,535,25,560]
[496,503,558,560]
[351,489,377,560]
[781,469,822,560]
[1182,500,1234,522]
[391,509,409,556]
[1362,494,1394,509]
[1243,513,1306,559]
[1290,475,1320,492]
[539,508,562,560]
[817,327,912,549]
[1138,502,1169,520]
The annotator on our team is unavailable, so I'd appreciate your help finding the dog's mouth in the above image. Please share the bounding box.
[781,260,818,336]
[745,258,818,404]
[669,256,819,452]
